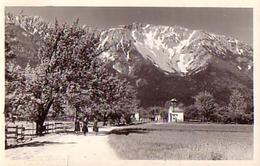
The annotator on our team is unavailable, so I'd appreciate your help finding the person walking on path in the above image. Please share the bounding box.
[82,117,89,136]
[93,118,99,135]
[75,119,80,135]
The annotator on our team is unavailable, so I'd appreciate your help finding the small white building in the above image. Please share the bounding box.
[134,112,140,121]
[168,108,184,122]
[168,98,184,123]
[155,114,162,122]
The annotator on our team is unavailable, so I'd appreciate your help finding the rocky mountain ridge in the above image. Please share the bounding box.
[98,23,252,77]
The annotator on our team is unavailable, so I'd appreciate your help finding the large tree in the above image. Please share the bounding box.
[5,18,91,133]
[193,91,217,122]
[228,89,249,123]
[5,13,140,135]
[106,79,140,125]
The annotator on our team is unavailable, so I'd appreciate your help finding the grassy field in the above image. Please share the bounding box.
[108,123,253,160]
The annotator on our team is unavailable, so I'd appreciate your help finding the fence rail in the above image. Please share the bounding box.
[5,122,73,148]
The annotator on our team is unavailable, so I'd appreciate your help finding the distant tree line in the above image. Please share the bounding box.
[138,89,253,124]
[185,90,253,124]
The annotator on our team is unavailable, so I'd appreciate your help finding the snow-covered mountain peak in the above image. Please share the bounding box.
[98,23,252,76]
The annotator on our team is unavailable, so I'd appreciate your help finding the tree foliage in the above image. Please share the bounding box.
[186,89,253,124]
[193,91,217,122]
[5,13,140,134]
[228,89,252,123]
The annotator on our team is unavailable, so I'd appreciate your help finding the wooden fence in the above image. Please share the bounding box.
[42,122,73,134]
[5,122,73,148]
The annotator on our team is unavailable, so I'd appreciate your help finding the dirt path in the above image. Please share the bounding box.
[5,127,120,166]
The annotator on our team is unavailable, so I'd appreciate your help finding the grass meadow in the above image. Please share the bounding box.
[108,123,253,160]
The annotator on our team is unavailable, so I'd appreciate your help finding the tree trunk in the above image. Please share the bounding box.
[36,119,45,136]
[35,99,54,136]
[103,113,107,126]
[125,114,132,124]
[117,116,121,126]
[74,105,83,131]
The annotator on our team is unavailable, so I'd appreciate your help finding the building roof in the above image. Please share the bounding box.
[170,98,177,102]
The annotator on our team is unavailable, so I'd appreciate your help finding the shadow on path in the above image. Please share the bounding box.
[108,128,149,135]
[7,141,76,149]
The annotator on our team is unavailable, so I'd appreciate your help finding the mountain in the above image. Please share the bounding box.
[99,23,252,76]
[97,23,253,107]
[5,15,253,108]
[5,13,48,67]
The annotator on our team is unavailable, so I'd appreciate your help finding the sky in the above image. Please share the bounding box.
[6,7,253,46]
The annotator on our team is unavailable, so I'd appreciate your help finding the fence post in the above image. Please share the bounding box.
[45,123,49,134]
[63,123,65,133]
[53,123,54,133]
[20,125,23,141]
[15,125,18,144]
[54,122,56,133]
[22,125,25,141]
[50,123,52,133]
[5,126,8,149]
[33,122,35,136]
